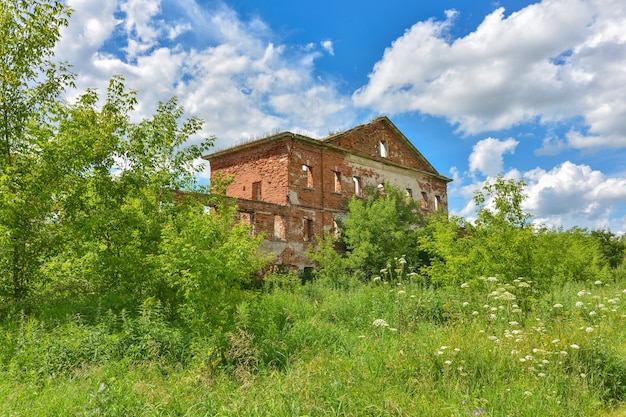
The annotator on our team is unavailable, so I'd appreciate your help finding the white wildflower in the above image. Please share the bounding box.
[570,344,580,349]
[373,319,389,327]
[500,292,516,300]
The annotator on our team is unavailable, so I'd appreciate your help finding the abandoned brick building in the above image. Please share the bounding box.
[203,116,451,270]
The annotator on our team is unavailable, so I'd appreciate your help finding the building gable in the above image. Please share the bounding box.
[323,116,441,176]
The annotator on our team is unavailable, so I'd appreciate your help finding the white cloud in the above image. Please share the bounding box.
[353,0,626,151]
[119,0,163,58]
[55,0,354,150]
[469,137,518,176]
[523,162,626,229]
[54,0,120,79]
[321,40,334,55]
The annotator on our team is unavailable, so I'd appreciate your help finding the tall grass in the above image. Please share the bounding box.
[1,273,626,416]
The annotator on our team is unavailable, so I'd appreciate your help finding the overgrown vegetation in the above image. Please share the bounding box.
[2,1,626,416]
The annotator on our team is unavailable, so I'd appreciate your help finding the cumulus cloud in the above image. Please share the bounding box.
[353,0,626,151]
[321,40,334,55]
[55,0,354,149]
[469,137,518,176]
[523,162,626,227]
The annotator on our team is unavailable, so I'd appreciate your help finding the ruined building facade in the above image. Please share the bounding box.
[204,116,451,270]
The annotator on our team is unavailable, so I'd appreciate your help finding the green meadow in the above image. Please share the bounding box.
[2,271,626,416]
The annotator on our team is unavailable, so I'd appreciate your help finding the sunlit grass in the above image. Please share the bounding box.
[1,274,625,416]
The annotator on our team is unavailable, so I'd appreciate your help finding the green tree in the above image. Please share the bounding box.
[474,176,531,230]
[341,182,426,278]
[590,229,625,269]
[44,78,236,306]
[0,0,73,299]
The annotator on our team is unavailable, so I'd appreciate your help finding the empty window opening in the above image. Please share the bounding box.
[405,188,413,199]
[274,215,286,240]
[332,220,341,238]
[240,212,256,235]
[421,192,428,210]
[252,181,262,200]
[379,141,388,158]
[240,212,251,225]
[435,195,442,211]
[304,218,314,241]
[334,171,342,192]
[302,164,313,188]
[353,176,362,197]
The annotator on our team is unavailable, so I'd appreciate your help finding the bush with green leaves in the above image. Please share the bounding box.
[342,182,426,277]
[419,177,614,298]
[310,182,426,282]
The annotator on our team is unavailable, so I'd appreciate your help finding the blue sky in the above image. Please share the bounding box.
[55,0,626,233]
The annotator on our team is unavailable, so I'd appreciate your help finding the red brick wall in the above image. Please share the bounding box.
[210,140,289,205]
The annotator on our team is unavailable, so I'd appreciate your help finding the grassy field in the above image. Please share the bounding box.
[1,273,625,416]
